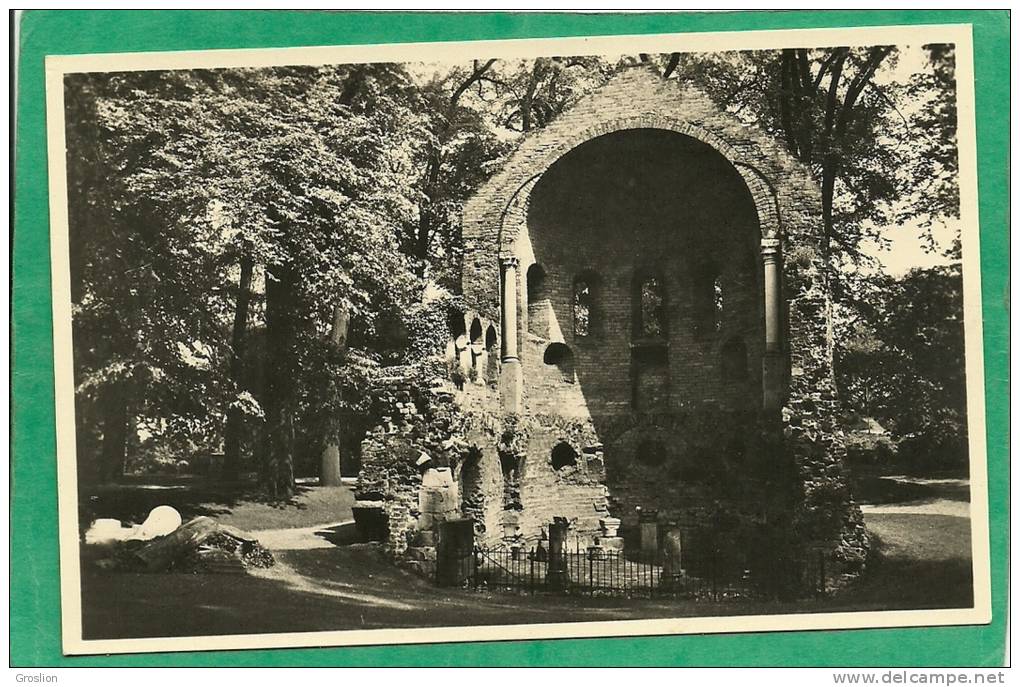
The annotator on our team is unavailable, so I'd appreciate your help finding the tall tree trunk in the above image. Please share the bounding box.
[261,261,296,499]
[99,380,129,483]
[414,59,497,268]
[319,304,350,486]
[221,251,254,482]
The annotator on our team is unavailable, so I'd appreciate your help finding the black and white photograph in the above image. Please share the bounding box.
[46,25,990,655]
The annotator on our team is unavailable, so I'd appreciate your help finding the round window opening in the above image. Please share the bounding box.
[636,439,668,467]
[551,442,578,471]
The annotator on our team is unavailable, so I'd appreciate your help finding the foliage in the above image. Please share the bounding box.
[496,413,531,459]
[66,65,427,489]
[836,264,968,469]
[402,290,466,364]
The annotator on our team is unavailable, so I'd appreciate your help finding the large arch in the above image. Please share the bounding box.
[492,120,787,413]
[496,115,783,259]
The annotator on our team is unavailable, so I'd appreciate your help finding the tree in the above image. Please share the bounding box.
[408,60,510,284]
[65,64,425,496]
[221,250,254,481]
[836,264,967,470]
[211,64,424,497]
[489,56,614,133]
[661,46,958,300]
[897,44,960,248]
[66,70,239,482]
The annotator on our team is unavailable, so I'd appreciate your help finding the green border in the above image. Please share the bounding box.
[12,10,1009,667]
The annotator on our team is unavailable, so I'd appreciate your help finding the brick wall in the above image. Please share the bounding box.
[454,63,868,580]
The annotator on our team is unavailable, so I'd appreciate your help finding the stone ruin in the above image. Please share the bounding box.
[352,64,868,591]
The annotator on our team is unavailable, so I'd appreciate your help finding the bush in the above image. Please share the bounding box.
[896,433,968,474]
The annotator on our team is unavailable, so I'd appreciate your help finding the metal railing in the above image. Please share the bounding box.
[468,543,744,599]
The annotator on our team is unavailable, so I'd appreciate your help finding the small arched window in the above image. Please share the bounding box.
[448,309,467,341]
[543,342,575,383]
[573,272,599,338]
[551,442,578,471]
[527,263,547,305]
[469,317,483,346]
[713,277,724,332]
[721,336,748,381]
[484,324,500,384]
[693,264,722,338]
[634,272,666,338]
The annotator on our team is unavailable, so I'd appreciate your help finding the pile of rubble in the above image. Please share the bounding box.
[84,506,274,574]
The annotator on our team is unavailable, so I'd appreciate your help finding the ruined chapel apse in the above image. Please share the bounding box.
[516,128,767,527]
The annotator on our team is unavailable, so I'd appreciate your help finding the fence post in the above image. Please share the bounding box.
[530,548,535,595]
[472,545,478,589]
[547,517,569,591]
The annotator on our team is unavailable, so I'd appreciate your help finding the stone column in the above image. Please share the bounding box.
[500,256,523,412]
[501,256,520,362]
[761,238,784,412]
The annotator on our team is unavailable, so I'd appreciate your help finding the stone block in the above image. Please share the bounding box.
[419,487,458,515]
[600,536,625,552]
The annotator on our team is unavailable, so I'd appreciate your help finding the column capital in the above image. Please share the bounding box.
[761,237,781,259]
[500,255,521,269]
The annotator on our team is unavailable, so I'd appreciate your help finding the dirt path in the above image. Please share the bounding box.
[861,498,970,517]
[251,520,356,551]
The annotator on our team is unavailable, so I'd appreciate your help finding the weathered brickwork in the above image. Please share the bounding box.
[359,64,867,587]
[459,64,867,582]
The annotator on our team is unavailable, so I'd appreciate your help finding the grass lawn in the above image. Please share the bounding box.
[840,512,974,611]
[81,482,356,531]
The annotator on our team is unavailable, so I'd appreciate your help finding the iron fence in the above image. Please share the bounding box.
[467,543,755,599]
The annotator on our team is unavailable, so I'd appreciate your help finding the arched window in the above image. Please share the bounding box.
[713,277,724,332]
[448,308,467,341]
[469,317,483,346]
[543,342,575,383]
[634,272,666,338]
[635,439,668,467]
[551,442,578,471]
[573,271,600,338]
[526,263,547,304]
[721,336,748,381]
[460,449,482,514]
[484,325,499,384]
[693,263,722,338]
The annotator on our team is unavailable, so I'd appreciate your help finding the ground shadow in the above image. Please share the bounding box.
[313,522,361,546]
[851,473,970,506]
[832,532,974,611]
